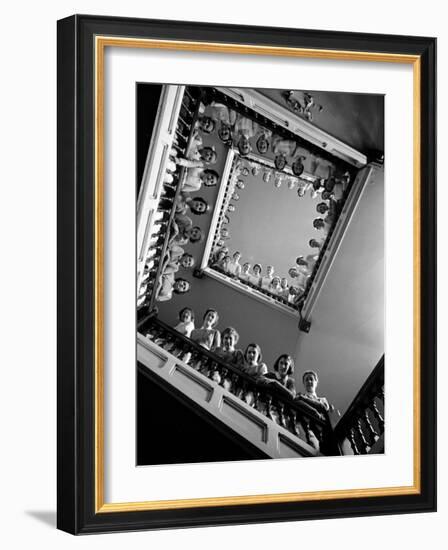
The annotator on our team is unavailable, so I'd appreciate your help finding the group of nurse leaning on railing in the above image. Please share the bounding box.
[137,87,203,311]
[142,309,339,454]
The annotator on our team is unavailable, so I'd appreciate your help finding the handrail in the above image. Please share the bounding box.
[139,316,340,456]
[334,355,384,455]
[210,265,299,310]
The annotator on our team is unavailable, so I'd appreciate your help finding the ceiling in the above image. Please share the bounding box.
[258,88,384,154]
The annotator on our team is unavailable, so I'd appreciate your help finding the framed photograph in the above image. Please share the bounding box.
[57,15,436,534]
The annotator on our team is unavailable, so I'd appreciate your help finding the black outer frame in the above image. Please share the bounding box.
[57,14,437,535]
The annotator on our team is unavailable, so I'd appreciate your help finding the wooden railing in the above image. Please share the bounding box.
[210,265,301,310]
[137,87,202,318]
[204,87,362,171]
[138,316,340,456]
[334,356,385,455]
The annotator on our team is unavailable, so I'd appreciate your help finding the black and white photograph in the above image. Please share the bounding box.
[136,84,385,465]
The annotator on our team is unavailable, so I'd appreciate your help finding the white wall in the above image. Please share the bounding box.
[0,1,445,549]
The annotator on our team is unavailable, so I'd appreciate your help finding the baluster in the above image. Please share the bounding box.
[154,330,169,347]
[253,387,265,415]
[302,418,320,451]
[176,342,191,362]
[190,352,202,371]
[173,171,181,185]
[170,345,183,358]
[348,428,360,455]
[276,402,287,428]
[153,335,166,347]
[145,326,161,341]
[180,104,194,117]
[140,270,151,285]
[288,409,301,437]
[235,379,245,400]
[169,338,185,358]
[252,389,260,411]
[250,384,259,407]
[355,418,370,454]
[150,259,160,272]
[269,400,280,424]
[181,350,192,364]
[263,389,275,416]
[218,367,226,387]
[163,337,177,354]
[245,382,256,407]
[219,367,232,392]
[142,271,157,287]
[311,421,323,444]
[183,89,194,103]
[143,260,158,272]
[194,355,205,373]
[144,327,154,340]
[161,336,172,351]
[139,275,149,288]
[143,281,154,295]
[162,183,177,197]
[264,394,274,421]
[171,142,182,153]
[178,114,189,129]
[371,398,385,432]
[176,346,188,360]
[174,129,188,142]
[254,389,267,413]
[150,328,162,343]
[363,409,379,445]
[175,341,191,363]
[199,358,210,377]
[242,381,253,403]
[210,362,221,385]
[230,373,241,396]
